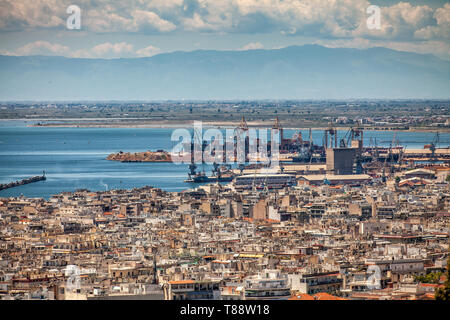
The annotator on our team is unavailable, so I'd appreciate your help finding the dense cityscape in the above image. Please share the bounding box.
[0,111,448,301]
[1,0,449,312]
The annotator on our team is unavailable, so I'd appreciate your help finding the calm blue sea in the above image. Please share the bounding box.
[0,120,448,199]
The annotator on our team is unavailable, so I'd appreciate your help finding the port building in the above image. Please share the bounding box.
[234,173,297,190]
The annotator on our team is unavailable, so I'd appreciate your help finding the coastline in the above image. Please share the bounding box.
[24,120,450,133]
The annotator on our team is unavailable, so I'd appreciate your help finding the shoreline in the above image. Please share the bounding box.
[25,121,450,133]
[1,118,448,133]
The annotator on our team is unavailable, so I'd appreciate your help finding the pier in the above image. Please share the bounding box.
[0,172,46,191]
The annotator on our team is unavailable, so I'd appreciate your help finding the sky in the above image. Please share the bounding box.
[0,0,449,60]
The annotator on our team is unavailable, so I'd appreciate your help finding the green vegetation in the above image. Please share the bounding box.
[1,101,449,131]
[414,272,443,284]
[435,255,450,300]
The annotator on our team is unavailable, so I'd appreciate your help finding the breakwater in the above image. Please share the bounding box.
[0,174,46,191]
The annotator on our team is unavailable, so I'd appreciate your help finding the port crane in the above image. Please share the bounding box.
[324,123,337,149]
[339,127,354,148]
[339,127,364,174]
[234,116,249,163]
[429,132,440,163]
[186,127,207,182]
[382,133,396,181]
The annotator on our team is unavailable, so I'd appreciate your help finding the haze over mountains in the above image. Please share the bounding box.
[0,44,449,101]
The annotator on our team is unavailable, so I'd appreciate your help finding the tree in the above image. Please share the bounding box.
[415,272,442,284]
[435,255,450,300]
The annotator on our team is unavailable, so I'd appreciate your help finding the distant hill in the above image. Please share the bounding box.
[0,45,449,100]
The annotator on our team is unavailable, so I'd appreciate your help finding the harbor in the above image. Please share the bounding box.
[177,117,449,188]
[0,122,448,199]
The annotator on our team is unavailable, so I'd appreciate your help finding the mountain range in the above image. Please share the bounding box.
[0,44,449,100]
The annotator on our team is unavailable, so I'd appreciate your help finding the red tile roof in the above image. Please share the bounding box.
[313,293,348,300]
[289,292,348,300]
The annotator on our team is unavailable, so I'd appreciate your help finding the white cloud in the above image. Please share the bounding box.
[183,13,216,31]
[136,45,162,57]
[0,41,71,56]
[0,0,448,41]
[130,10,176,32]
[238,42,264,51]
[0,1,449,58]
[313,38,373,50]
[84,8,176,33]
[369,2,435,39]
[414,3,450,40]
[1,41,162,59]
[0,0,65,30]
[73,42,135,59]
[0,0,177,33]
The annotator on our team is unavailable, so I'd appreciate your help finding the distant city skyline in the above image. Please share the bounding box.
[0,0,449,60]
